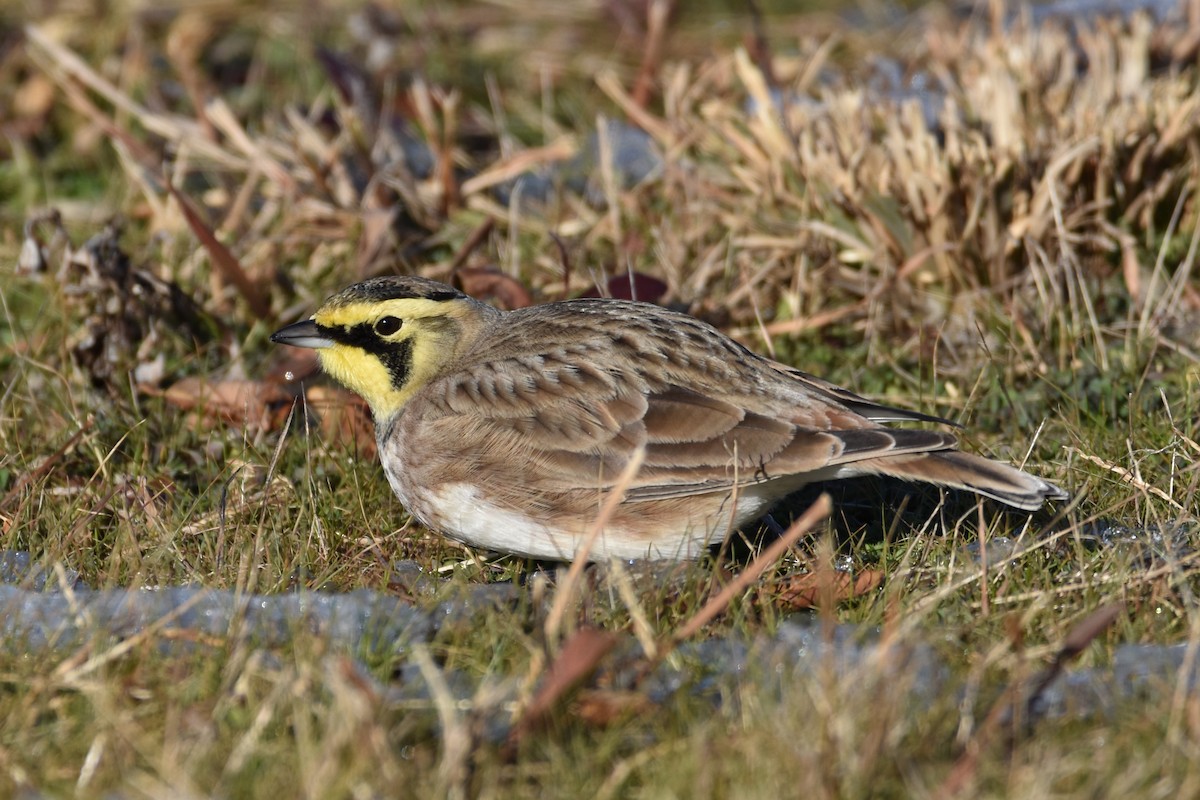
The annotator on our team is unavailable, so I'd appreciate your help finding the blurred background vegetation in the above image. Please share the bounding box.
[0,1,1198,796]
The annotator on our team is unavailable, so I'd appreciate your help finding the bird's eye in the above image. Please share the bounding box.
[374,316,403,336]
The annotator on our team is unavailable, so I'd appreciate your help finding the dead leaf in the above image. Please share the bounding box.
[581,271,667,304]
[162,377,289,430]
[267,347,321,386]
[306,386,377,459]
[775,569,884,609]
[508,626,620,746]
[454,267,533,309]
[1057,603,1123,661]
[574,688,653,727]
[14,73,55,119]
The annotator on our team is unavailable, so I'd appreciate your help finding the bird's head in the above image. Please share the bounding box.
[271,276,496,420]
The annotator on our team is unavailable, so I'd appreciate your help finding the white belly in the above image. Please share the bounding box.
[394,479,786,561]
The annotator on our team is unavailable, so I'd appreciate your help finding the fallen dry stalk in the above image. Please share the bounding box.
[672,493,831,645]
[0,417,94,513]
[1067,447,1186,511]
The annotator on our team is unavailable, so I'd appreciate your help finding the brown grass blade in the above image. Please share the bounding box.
[934,603,1124,800]
[167,185,272,319]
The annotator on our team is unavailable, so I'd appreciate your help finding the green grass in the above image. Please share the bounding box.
[2,1,1199,797]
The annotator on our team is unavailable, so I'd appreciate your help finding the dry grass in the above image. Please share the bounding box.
[2,0,1200,797]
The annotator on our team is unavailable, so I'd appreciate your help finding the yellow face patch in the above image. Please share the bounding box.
[310,297,470,420]
[316,345,399,413]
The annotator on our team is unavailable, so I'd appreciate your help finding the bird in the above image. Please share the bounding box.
[271,275,1067,561]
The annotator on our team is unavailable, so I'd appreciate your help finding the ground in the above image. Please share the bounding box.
[1,1,1199,797]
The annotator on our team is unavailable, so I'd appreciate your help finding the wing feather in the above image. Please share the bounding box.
[411,321,958,504]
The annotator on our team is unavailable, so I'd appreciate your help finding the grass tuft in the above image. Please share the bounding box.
[1,1,1199,796]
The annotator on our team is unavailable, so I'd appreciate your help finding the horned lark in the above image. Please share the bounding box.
[271,276,1066,561]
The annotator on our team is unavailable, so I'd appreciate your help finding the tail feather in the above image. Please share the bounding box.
[849,450,1068,511]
